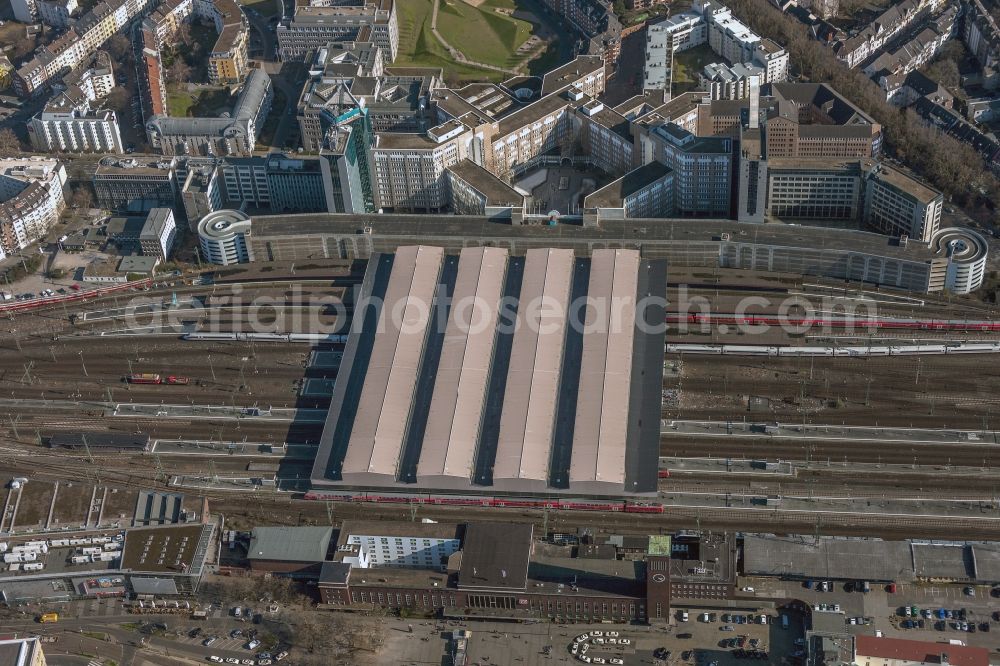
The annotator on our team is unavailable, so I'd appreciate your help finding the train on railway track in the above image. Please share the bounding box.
[182,332,349,343]
[302,491,665,513]
[666,342,1000,356]
[124,373,190,385]
[669,313,1000,332]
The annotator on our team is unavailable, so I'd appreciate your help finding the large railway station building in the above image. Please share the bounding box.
[309,245,666,498]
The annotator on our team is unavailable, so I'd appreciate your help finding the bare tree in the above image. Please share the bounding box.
[167,60,192,85]
[70,186,94,210]
[0,129,21,155]
[106,34,132,62]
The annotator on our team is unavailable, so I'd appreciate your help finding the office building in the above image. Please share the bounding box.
[583,161,674,225]
[146,69,272,156]
[371,121,473,212]
[277,0,398,64]
[864,163,943,243]
[28,85,124,153]
[138,207,176,258]
[766,158,866,221]
[0,157,67,261]
[197,209,253,265]
[266,154,337,213]
[93,157,177,212]
[446,159,525,222]
[645,123,733,217]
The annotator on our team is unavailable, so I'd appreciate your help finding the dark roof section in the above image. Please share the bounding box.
[319,561,352,585]
[458,522,533,591]
[447,159,524,207]
[584,162,673,209]
[48,432,151,451]
[248,526,334,562]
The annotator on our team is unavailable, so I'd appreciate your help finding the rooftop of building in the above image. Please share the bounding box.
[0,638,42,666]
[119,524,207,574]
[248,525,334,562]
[540,55,604,96]
[374,132,436,149]
[334,520,461,548]
[766,157,869,172]
[457,523,533,591]
[118,255,160,273]
[246,212,952,263]
[854,636,989,666]
[869,163,941,204]
[447,159,524,206]
[212,23,246,55]
[94,157,176,177]
[584,161,673,209]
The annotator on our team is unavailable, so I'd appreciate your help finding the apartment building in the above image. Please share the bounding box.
[38,0,79,28]
[700,62,762,100]
[864,163,943,242]
[963,0,1000,89]
[643,0,788,93]
[277,0,399,65]
[142,0,193,44]
[833,0,942,68]
[862,6,957,79]
[537,0,622,66]
[28,85,124,153]
[14,0,153,96]
[0,158,67,260]
[139,28,168,117]
[146,69,272,156]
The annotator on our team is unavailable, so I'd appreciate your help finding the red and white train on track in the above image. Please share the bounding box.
[669,313,1000,332]
[302,491,666,513]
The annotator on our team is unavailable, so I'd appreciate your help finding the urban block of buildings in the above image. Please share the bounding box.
[28,82,124,154]
[13,0,156,97]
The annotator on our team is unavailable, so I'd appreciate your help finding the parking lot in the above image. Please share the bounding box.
[378,610,800,666]
[740,576,1000,652]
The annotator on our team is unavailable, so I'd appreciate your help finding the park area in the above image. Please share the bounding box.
[166,85,233,118]
[396,0,555,84]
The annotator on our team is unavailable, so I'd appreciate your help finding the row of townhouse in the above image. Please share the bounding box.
[14,0,155,96]
[861,4,957,80]
[831,0,945,68]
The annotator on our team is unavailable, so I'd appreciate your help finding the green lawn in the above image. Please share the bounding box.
[671,43,717,94]
[395,0,553,85]
[436,0,534,69]
[166,86,233,117]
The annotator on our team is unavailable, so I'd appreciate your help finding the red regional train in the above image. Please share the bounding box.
[668,313,1000,332]
[302,491,666,513]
